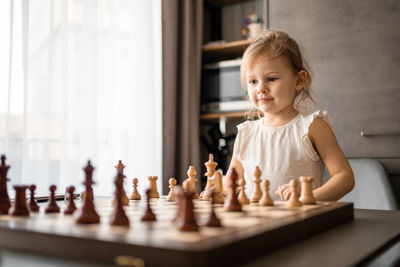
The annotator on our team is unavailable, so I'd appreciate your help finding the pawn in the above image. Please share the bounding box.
[259,180,274,206]
[287,179,302,208]
[129,178,141,200]
[204,191,222,227]
[45,185,60,213]
[141,189,156,221]
[238,178,250,205]
[299,176,316,204]
[224,168,242,212]
[166,178,177,201]
[28,184,40,212]
[64,186,77,215]
[9,185,30,216]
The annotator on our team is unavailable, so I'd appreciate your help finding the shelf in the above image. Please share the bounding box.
[202,39,255,62]
[205,0,253,6]
[200,111,247,120]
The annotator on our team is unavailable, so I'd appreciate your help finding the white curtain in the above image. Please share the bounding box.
[0,0,162,197]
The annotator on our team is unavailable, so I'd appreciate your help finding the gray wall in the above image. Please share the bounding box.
[268,0,400,174]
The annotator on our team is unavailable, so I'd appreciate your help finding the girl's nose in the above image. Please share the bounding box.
[257,83,269,94]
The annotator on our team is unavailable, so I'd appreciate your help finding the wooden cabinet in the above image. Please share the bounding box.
[200,0,266,175]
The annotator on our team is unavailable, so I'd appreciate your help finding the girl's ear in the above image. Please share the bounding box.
[295,70,307,91]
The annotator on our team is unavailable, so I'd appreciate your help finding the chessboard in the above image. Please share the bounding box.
[0,196,353,267]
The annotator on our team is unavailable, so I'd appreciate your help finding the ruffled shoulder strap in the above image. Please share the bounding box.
[233,120,258,162]
[303,110,333,131]
[301,110,333,161]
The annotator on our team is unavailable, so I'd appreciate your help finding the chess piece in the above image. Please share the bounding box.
[250,166,262,203]
[9,185,30,216]
[176,190,199,231]
[185,166,198,199]
[64,186,77,215]
[110,172,130,226]
[148,176,160,198]
[28,184,40,212]
[259,180,274,206]
[238,178,250,205]
[129,178,141,200]
[166,178,177,201]
[210,172,224,204]
[171,186,183,223]
[200,154,217,200]
[287,179,303,208]
[204,191,222,227]
[76,161,100,224]
[299,176,316,204]
[45,185,60,213]
[224,168,242,212]
[141,189,156,221]
[115,160,129,205]
[0,155,11,214]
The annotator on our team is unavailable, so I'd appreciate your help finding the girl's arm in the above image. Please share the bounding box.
[228,156,245,179]
[224,155,245,192]
[309,117,355,201]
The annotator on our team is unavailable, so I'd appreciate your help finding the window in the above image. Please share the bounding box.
[0,0,162,197]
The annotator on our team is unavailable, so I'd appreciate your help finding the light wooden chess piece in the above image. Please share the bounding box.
[250,166,262,203]
[287,179,302,208]
[259,180,274,206]
[200,154,217,200]
[115,160,129,205]
[148,176,160,198]
[238,178,250,205]
[182,180,188,191]
[129,178,141,200]
[167,178,177,201]
[210,171,224,204]
[185,166,198,199]
[299,176,316,204]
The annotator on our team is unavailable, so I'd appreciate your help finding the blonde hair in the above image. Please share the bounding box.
[240,29,314,119]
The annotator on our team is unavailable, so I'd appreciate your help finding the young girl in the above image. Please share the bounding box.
[229,29,354,201]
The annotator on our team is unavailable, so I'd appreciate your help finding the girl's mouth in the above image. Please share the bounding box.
[258,98,273,102]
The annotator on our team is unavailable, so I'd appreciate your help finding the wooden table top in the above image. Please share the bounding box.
[242,209,400,267]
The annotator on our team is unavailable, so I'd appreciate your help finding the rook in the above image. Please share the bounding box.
[9,185,30,216]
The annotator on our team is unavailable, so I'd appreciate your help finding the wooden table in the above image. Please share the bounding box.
[0,198,399,267]
[244,209,400,267]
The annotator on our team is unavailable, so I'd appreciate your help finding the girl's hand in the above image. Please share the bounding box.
[275,183,300,200]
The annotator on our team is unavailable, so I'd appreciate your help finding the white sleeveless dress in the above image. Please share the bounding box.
[233,110,332,200]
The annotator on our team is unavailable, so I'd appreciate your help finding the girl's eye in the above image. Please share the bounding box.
[267,77,278,82]
[249,79,257,85]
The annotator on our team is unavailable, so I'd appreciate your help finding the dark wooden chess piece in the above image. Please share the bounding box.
[225,168,242,212]
[45,185,60,213]
[141,189,156,221]
[64,186,77,215]
[9,185,30,216]
[28,184,40,212]
[0,155,11,214]
[177,190,199,231]
[204,191,222,227]
[110,172,130,226]
[76,161,100,224]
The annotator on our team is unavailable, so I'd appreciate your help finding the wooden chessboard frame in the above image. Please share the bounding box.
[0,197,353,267]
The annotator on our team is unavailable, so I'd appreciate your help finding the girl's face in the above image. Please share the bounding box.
[246,55,304,117]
